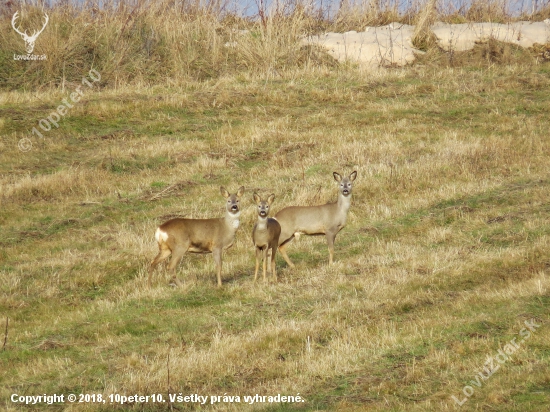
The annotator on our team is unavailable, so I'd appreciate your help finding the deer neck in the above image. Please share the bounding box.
[337,192,352,213]
[335,193,352,227]
[225,210,241,230]
[256,215,268,231]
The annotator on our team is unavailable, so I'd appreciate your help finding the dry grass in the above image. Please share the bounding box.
[412,0,439,50]
[1,1,550,411]
[2,0,550,89]
[1,60,549,410]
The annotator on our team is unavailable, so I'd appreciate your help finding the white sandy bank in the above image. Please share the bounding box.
[304,20,550,67]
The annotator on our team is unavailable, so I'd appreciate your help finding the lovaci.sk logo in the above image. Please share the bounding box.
[12,10,48,60]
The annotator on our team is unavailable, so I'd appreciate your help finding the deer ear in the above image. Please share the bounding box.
[253,193,260,204]
[333,172,342,182]
[220,187,230,198]
[349,171,357,181]
[237,186,245,197]
[267,194,275,205]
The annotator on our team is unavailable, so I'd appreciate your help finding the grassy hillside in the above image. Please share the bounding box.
[1,61,549,410]
[1,1,550,410]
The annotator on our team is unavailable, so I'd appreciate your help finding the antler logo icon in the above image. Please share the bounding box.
[11,11,49,54]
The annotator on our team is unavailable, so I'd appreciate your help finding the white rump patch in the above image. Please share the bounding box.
[155,228,169,242]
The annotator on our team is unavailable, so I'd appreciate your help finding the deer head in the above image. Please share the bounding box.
[12,11,49,54]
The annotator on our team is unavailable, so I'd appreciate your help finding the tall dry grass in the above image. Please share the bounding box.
[1,0,333,89]
[2,0,550,90]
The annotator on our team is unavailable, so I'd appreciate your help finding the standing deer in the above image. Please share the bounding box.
[275,171,357,267]
[11,11,49,54]
[148,186,245,287]
[252,193,281,282]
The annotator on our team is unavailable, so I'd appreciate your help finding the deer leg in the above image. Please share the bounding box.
[278,241,295,268]
[254,247,261,282]
[262,247,268,282]
[167,245,186,286]
[271,246,277,282]
[326,230,338,265]
[213,248,223,287]
[148,246,172,286]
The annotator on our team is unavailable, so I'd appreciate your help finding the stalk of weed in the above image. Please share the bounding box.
[412,0,438,51]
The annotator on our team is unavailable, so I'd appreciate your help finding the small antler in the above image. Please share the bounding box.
[11,11,28,38]
[30,13,49,39]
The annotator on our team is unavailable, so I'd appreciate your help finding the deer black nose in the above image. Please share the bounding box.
[232,205,238,210]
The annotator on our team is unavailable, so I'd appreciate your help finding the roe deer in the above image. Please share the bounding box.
[148,186,245,287]
[275,171,357,267]
[252,193,281,282]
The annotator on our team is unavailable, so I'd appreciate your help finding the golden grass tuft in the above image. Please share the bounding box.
[412,0,439,51]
